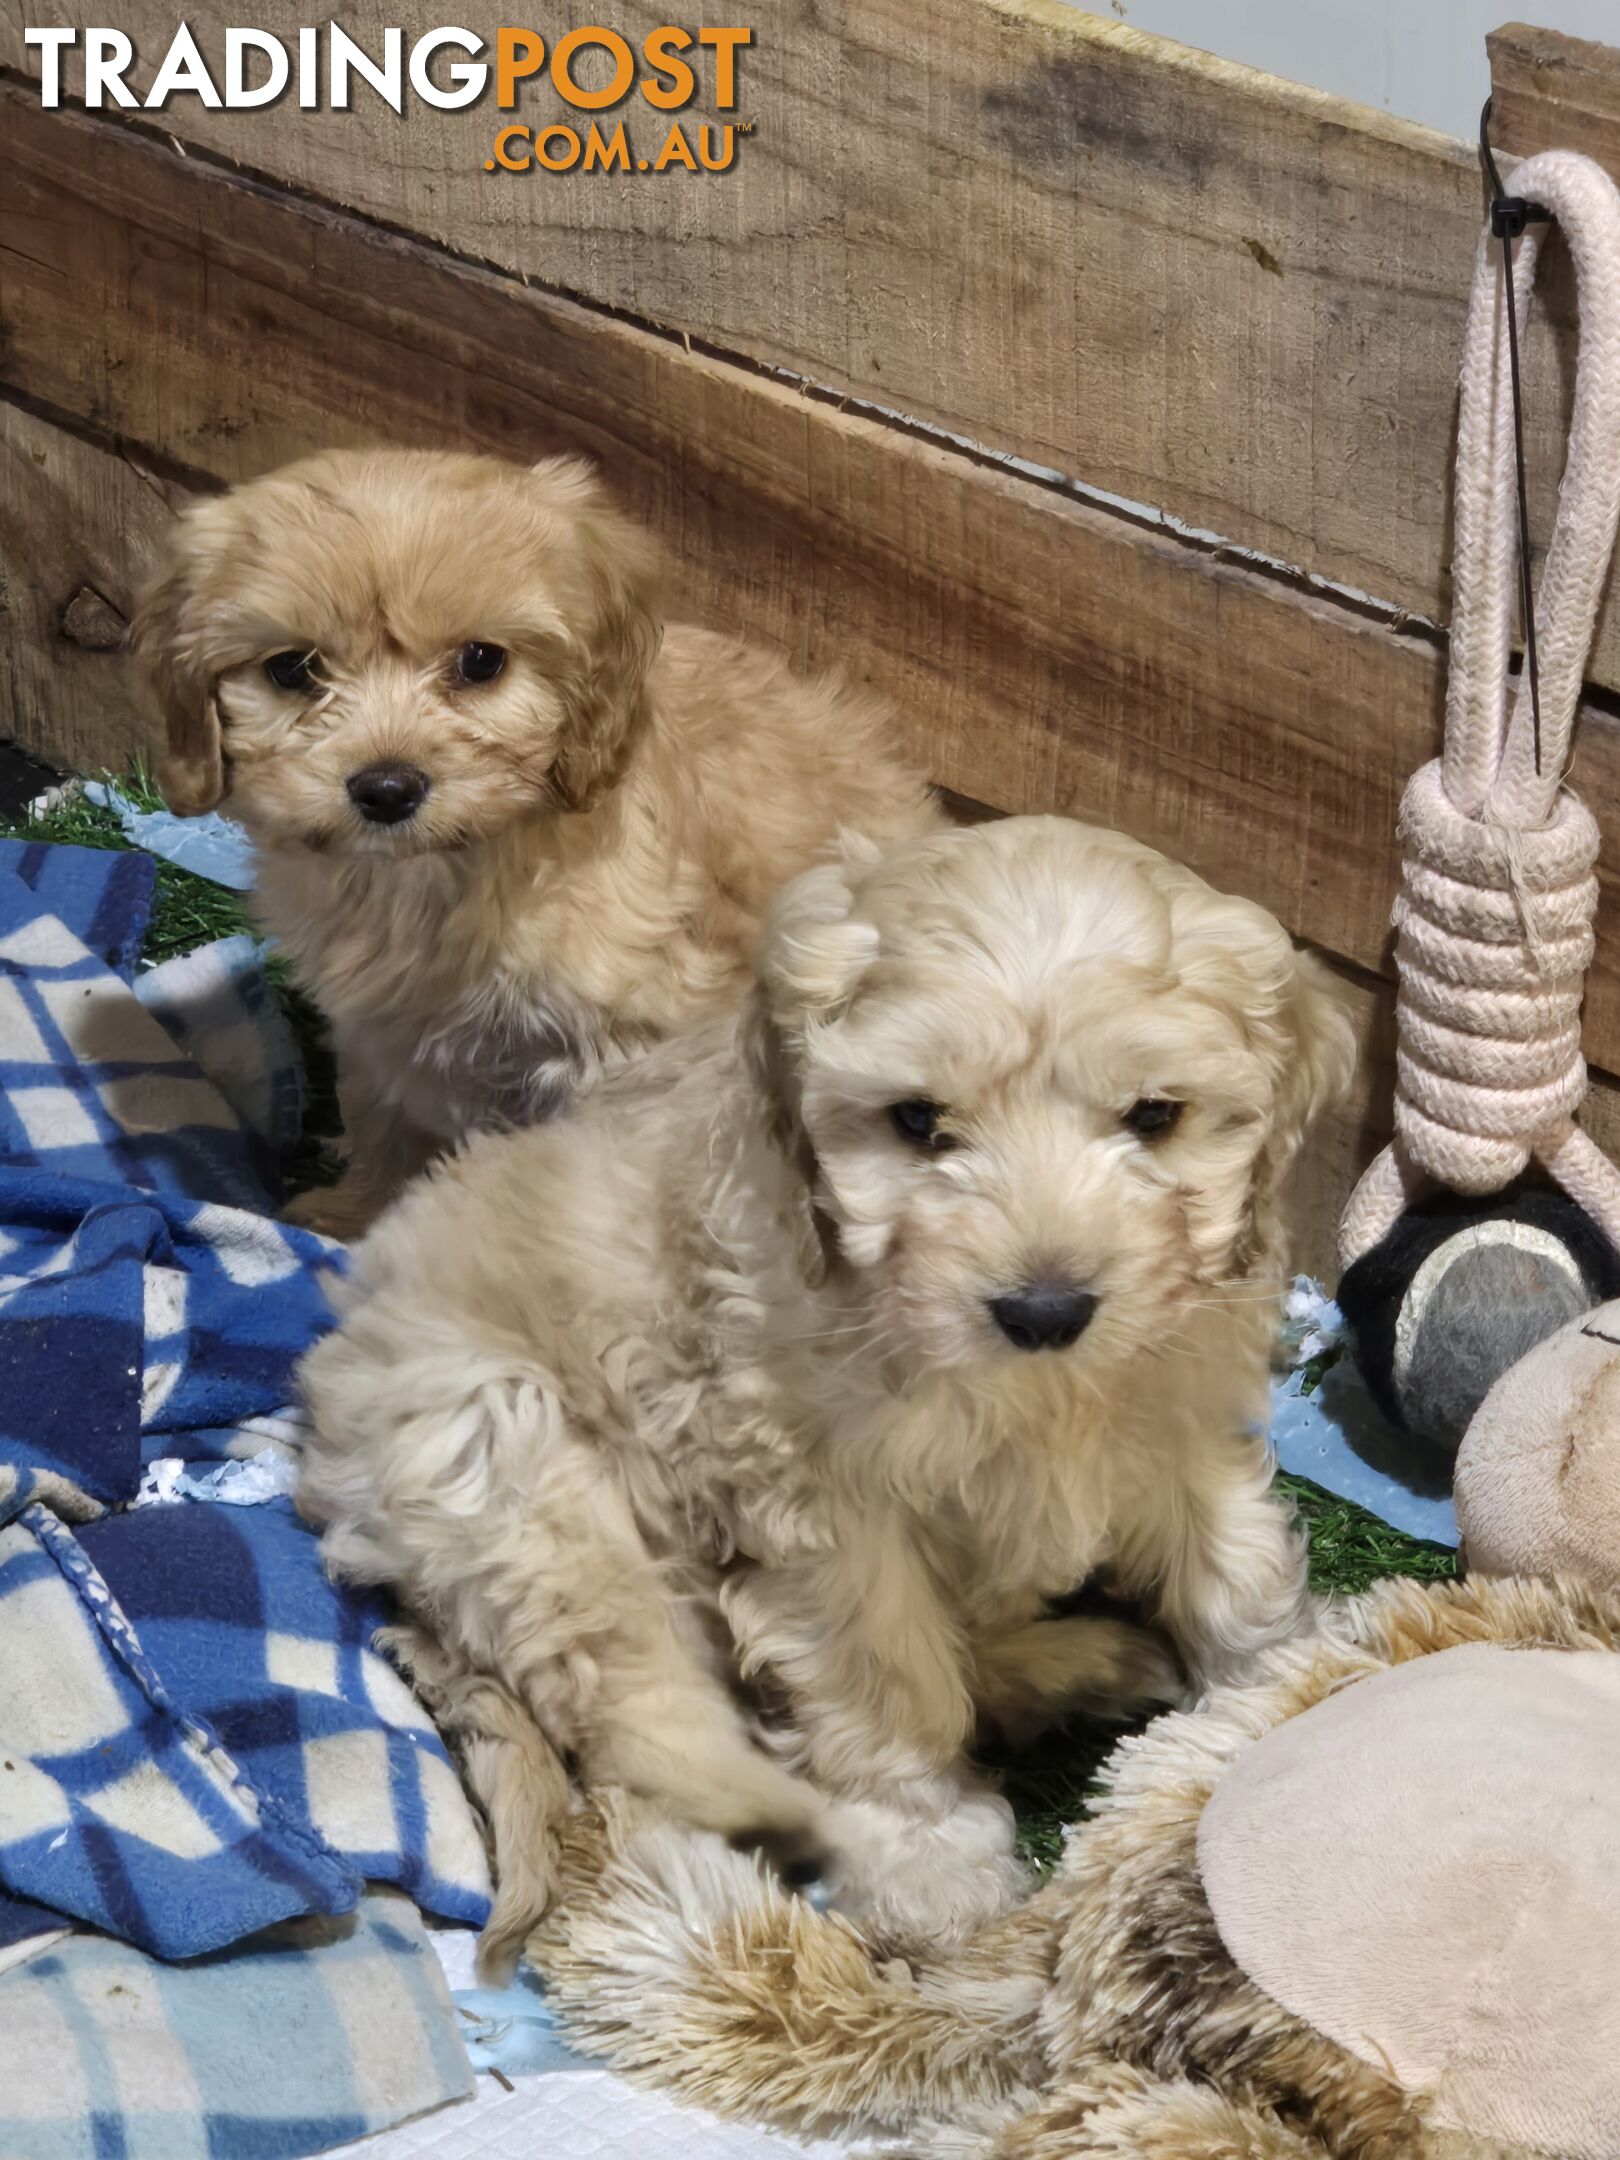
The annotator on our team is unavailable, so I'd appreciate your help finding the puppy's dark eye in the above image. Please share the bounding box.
[455,641,507,685]
[889,1099,956,1152]
[1122,1097,1183,1139]
[264,648,317,693]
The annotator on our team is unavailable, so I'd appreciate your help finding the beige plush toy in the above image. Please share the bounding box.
[1456,1298,1620,1593]
[531,1574,1620,2160]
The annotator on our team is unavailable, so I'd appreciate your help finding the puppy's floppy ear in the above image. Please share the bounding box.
[130,504,227,817]
[739,986,837,1285]
[530,456,665,814]
[1272,947,1358,1166]
[748,852,880,1154]
[747,855,881,1281]
[1175,889,1355,1172]
[1241,944,1357,1276]
[1174,884,1355,1277]
[754,854,883,1033]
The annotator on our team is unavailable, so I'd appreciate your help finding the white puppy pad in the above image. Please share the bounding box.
[343,2065,858,2159]
[1197,1643,1620,2159]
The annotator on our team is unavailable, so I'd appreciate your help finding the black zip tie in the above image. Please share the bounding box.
[1481,96,1552,776]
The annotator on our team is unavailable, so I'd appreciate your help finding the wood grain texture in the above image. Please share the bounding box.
[9,0,1620,693]
[6,87,1620,1067]
[0,401,182,772]
[1490,21,1620,171]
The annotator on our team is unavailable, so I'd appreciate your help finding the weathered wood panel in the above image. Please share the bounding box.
[9,2,1620,694]
[1491,21,1620,171]
[7,88,1620,1066]
[0,402,182,772]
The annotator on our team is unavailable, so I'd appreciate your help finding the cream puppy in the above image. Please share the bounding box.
[134,447,936,1235]
[297,816,1354,1952]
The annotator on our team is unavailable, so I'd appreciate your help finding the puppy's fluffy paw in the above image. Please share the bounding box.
[282,1177,381,1242]
[1107,1620,1186,1698]
[979,1613,1189,1747]
[823,1788,1029,1951]
[729,1819,831,1890]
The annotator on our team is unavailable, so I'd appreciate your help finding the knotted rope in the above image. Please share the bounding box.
[1340,148,1620,1269]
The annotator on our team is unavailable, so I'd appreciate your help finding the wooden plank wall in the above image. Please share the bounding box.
[1491,20,1620,169]
[0,405,185,774]
[4,10,1620,1272]
[6,3,1617,688]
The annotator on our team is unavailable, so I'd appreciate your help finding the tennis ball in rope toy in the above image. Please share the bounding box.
[1337,1183,1620,1458]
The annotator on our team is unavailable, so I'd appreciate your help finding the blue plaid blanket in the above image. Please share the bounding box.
[0,838,491,1963]
[0,1888,474,2159]
[0,834,156,982]
[135,931,308,1192]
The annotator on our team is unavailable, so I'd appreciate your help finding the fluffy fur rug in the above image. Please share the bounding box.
[527,1574,1620,2157]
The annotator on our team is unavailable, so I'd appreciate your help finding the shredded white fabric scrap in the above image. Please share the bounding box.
[133,1451,302,1509]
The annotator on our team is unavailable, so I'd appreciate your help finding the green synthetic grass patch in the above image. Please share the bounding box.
[1280,1468,1457,1598]
[996,1720,1124,1873]
[5,766,1460,1864]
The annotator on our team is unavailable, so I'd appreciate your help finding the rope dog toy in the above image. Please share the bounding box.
[1339,143,1620,1452]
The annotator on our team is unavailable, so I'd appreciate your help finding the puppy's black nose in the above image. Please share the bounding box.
[346,762,429,825]
[990,1282,1098,1352]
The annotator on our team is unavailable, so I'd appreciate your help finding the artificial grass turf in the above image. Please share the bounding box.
[3,764,1458,1864]
[1280,1467,1458,1597]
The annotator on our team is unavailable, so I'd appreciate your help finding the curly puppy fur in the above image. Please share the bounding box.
[297,814,1353,1961]
[529,1574,1614,2159]
[133,446,936,1235]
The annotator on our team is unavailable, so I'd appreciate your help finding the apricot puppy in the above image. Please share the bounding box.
[134,447,935,1233]
[298,816,1354,1956]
